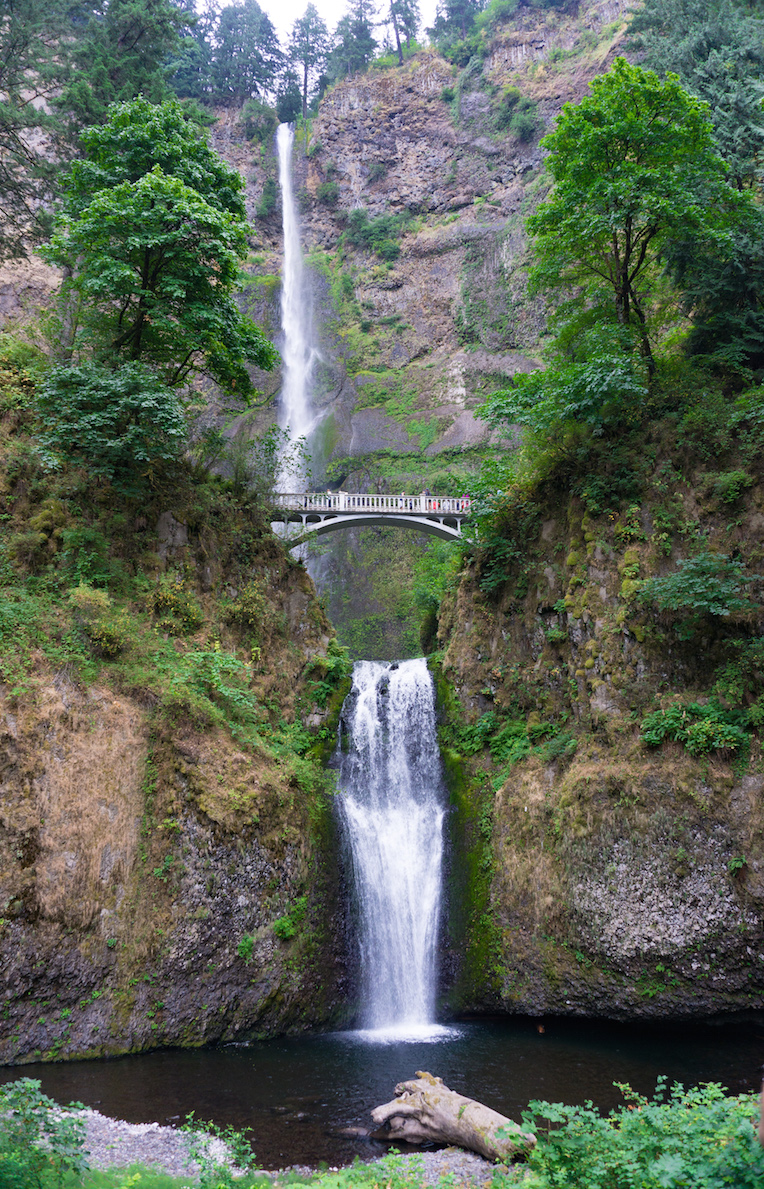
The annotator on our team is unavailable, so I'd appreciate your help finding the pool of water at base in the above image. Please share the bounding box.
[2,1016,762,1169]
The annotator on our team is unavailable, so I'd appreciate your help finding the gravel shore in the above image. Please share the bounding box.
[77,1107,501,1185]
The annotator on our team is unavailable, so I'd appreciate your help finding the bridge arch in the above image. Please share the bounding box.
[270,492,471,546]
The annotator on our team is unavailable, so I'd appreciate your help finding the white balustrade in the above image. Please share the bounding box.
[271,492,471,515]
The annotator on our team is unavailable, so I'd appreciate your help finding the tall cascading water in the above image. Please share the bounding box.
[336,658,447,1037]
[275,122,318,489]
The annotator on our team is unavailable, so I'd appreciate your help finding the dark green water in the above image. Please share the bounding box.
[2,1017,761,1168]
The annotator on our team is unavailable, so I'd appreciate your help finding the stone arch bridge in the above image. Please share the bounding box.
[270,492,471,543]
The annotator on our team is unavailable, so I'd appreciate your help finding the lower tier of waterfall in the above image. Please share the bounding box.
[335,658,447,1036]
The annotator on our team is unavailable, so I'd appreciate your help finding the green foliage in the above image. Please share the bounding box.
[288,4,329,119]
[637,551,759,638]
[241,98,278,144]
[317,181,340,207]
[528,57,731,366]
[0,0,69,259]
[479,325,649,439]
[208,1,283,107]
[43,99,277,400]
[0,1077,87,1189]
[58,0,193,130]
[60,527,118,588]
[305,640,352,708]
[641,700,749,756]
[326,2,377,84]
[237,934,255,963]
[181,1113,256,1189]
[495,86,541,141]
[698,470,753,505]
[627,0,764,191]
[666,193,764,370]
[36,363,186,495]
[224,580,268,634]
[164,647,258,731]
[343,208,407,261]
[226,424,309,502]
[272,894,307,940]
[519,1080,764,1189]
[256,176,278,219]
[148,578,204,634]
[83,616,131,659]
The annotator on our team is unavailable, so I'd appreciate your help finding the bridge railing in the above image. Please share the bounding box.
[272,492,472,515]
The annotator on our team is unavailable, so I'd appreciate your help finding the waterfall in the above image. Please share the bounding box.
[276,122,316,489]
[336,658,447,1037]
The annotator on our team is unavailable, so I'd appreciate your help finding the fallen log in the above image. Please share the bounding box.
[370,1071,536,1162]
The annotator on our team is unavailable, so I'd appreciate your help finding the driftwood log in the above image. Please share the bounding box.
[370,1071,536,1162]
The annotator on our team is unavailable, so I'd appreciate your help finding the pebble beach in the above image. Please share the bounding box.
[78,1106,499,1186]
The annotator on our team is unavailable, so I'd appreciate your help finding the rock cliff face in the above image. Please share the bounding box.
[436,475,764,1020]
[0,492,349,1063]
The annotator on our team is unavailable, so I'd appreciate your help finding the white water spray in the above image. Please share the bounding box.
[336,659,447,1038]
[276,123,317,488]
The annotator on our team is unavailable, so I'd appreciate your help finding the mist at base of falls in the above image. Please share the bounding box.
[334,659,447,1036]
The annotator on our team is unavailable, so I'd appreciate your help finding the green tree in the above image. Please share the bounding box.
[666,191,764,370]
[0,0,78,257]
[59,0,194,130]
[328,0,378,82]
[288,5,329,119]
[209,0,283,105]
[42,99,277,398]
[528,58,730,371]
[628,0,764,190]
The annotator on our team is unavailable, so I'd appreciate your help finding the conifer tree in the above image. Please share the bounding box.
[288,5,330,119]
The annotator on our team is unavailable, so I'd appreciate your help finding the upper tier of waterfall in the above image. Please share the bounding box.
[276,123,318,488]
[335,658,447,1038]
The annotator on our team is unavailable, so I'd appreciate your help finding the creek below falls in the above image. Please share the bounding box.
[1,1018,760,1168]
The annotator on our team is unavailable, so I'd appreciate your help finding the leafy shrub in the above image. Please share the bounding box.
[83,617,131,658]
[181,1114,256,1189]
[60,526,114,587]
[641,700,749,755]
[148,578,204,633]
[477,0,521,30]
[519,1080,764,1189]
[637,550,759,638]
[305,639,352,707]
[0,1077,88,1189]
[36,363,186,495]
[495,86,541,141]
[480,328,649,438]
[454,711,499,755]
[68,584,112,619]
[316,181,339,206]
[171,648,256,724]
[272,894,307,940]
[539,731,578,761]
[441,86,455,102]
[7,530,48,570]
[343,208,406,261]
[698,469,754,504]
[236,934,255,964]
[368,160,387,181]
[224,579,267,634]
[256,176,278,219]
[241,97,278,144]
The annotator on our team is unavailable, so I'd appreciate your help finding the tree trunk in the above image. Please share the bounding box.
[390,3,403,65]
[371,1072,537,1162]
